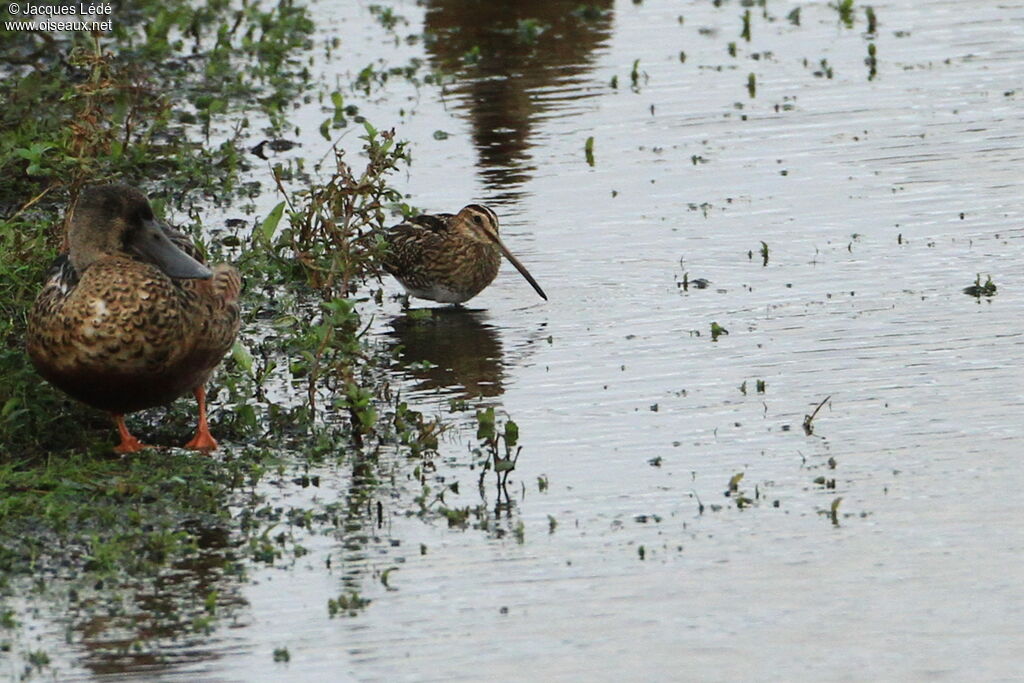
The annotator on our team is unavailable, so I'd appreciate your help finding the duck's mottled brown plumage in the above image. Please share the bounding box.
[26,184,240,450]
[383,204,546,304]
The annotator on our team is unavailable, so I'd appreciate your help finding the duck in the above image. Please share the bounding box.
[26,184,241,453]
[383,204,546,304]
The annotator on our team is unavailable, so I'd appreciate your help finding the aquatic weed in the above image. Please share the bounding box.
[832,0,856,28]
[630,59,643,90]
[866,42,878,80]
[515,18,548,44]
[473,407,522,502]
[963,274,996,298]
[802,395,831,435]
[571,5,609,21]
[865,6,878,34]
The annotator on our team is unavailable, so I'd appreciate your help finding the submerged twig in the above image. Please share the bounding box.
[802,395,831,435]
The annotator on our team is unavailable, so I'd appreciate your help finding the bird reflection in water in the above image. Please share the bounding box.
[423,0,614,201]
[387,308,505,399]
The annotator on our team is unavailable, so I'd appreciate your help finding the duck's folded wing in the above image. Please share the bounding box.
[180,264,241,377]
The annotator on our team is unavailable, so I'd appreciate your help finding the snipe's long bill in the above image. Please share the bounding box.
[384,204,546,305]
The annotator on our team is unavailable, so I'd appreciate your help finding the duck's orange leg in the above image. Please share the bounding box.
[184,386,218,452]
[112,414,148,454]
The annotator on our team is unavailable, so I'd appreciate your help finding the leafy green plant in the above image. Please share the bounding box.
[473,407,522,496]
[262,122,409,298]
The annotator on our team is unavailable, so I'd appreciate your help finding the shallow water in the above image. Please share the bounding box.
[13,0,1024,679]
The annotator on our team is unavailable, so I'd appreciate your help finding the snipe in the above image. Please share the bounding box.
[383,204,546,304]
[26,185,241,453]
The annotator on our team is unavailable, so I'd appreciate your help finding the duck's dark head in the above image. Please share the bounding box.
[68,185,212,279]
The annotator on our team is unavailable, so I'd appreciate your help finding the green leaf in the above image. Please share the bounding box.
[1,398,20,418]
[15,142,55,161]
[259,201,286,244]
[231,340,254,375]
[204,590,218,614]
[16,142,56,175]
[476,407,495,441]
[238,404,258,431]
[504,419,519,448]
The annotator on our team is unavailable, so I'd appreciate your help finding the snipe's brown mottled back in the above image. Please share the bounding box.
[26,185,241,453]
[383,204,546,304]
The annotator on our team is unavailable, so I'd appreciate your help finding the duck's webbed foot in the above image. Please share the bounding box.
[112,414,150,454]
[184,386,219,452]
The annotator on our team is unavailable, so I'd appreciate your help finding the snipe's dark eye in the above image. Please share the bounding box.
[473,215,484,226]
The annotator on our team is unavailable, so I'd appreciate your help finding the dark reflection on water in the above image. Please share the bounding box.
[423,0,614,201]
[74,520,245,676]
[387,308,505,399]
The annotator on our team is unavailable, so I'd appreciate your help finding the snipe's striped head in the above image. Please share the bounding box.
[455,204,502,243]
[456,204,546,301]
